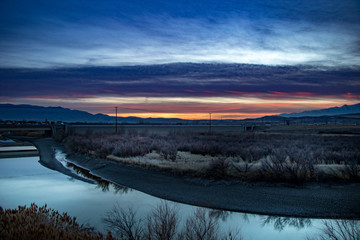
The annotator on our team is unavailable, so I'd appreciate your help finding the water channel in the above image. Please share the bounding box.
[0,147,357,239]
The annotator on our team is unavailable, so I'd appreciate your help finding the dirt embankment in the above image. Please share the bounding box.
[32,138,360,219]
[30,138,93,184]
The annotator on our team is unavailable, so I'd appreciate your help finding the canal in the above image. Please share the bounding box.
[0,147,357,239]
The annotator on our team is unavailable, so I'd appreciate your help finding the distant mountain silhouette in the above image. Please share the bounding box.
[1,103,359,124]
[0,104,185,124]
[279,103,360,118]
[0,104,114,123]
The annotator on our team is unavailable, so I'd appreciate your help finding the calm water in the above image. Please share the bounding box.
[0,150,354,239]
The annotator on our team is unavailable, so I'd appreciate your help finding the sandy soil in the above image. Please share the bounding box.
[31,137,360,219]
[106,151,215,173]
[106,152,353,180]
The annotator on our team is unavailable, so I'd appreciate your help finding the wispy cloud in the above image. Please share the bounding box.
[1,1,359,119]
[0,0,359,67]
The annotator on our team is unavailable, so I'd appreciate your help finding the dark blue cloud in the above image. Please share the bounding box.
[1,63,359,98]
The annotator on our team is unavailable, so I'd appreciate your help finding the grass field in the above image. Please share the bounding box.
[57,125,360,184]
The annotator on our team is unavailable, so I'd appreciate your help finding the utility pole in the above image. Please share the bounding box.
[209,113,212,133]
[115,107,118,134]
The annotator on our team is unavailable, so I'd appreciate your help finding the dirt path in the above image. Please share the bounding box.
[32,138,360,219]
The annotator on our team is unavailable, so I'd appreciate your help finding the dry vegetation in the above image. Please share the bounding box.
[58,130,360,184]
[0,203,116,240]
[2,203,357,240]
[0,203,240,240]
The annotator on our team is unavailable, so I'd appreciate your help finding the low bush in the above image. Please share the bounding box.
[61,131,360,183]
[203,157,229,180]
[0,203,116,240]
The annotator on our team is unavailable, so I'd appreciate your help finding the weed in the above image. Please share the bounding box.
[0,203,116,240]
[203,157,229,180]
[61,131,360,183]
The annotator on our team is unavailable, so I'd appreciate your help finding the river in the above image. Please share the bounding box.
[0,148,356,239]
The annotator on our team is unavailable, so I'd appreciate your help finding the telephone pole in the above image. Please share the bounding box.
[209,113,212,133]
[115,106,118,134]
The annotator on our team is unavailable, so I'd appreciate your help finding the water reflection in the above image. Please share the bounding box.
[65,161,131,194]
[103,201,243,240]
[262,216,312,232]
[2,154,358,240]
[308,219,360,240]
[209,209,232,221]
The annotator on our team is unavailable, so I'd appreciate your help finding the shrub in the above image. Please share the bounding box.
[158,142,178,161]
[259,148,315,184]
[203,157,229,180]
[340,156,360,182]
[103,205,142,240]
[144,201,178,240]
[259,149,289,182]
[61,131,360,183]
[0,203,116,240]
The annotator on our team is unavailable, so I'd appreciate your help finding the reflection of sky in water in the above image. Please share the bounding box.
[0,155,341,239]
[0,146,37,151]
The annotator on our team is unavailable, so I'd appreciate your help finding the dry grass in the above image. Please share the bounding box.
[1,203,240,240]
[59,131,360,183]
[0,203,117,240]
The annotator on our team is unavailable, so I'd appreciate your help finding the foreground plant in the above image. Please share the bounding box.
[0,203,116,240]
[103,205,143,240]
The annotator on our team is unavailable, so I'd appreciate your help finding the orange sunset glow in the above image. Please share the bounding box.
[8,94,357,120]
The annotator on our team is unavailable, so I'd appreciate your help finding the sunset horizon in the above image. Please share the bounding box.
[2,99,359,121]
[1,1,360,237]
[1,1,360,120]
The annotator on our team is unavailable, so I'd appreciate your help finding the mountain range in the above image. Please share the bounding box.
[279,103,360,118]
[0,104,185,124]
[0,103,360,123]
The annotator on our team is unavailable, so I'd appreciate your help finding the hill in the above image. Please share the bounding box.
[1,103,360,125]
[279,103,360,118]
[0,104,186,124]
[0,104,114,123]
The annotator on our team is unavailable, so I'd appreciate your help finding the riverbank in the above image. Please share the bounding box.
[62,131,360,183]
[27,137,93,184]
[32,137,360,219]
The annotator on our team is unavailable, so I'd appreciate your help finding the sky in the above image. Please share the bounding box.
[1,0,360,120]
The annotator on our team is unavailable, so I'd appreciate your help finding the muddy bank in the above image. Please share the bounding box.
[29,138,93,184]
[32,138,360,219]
